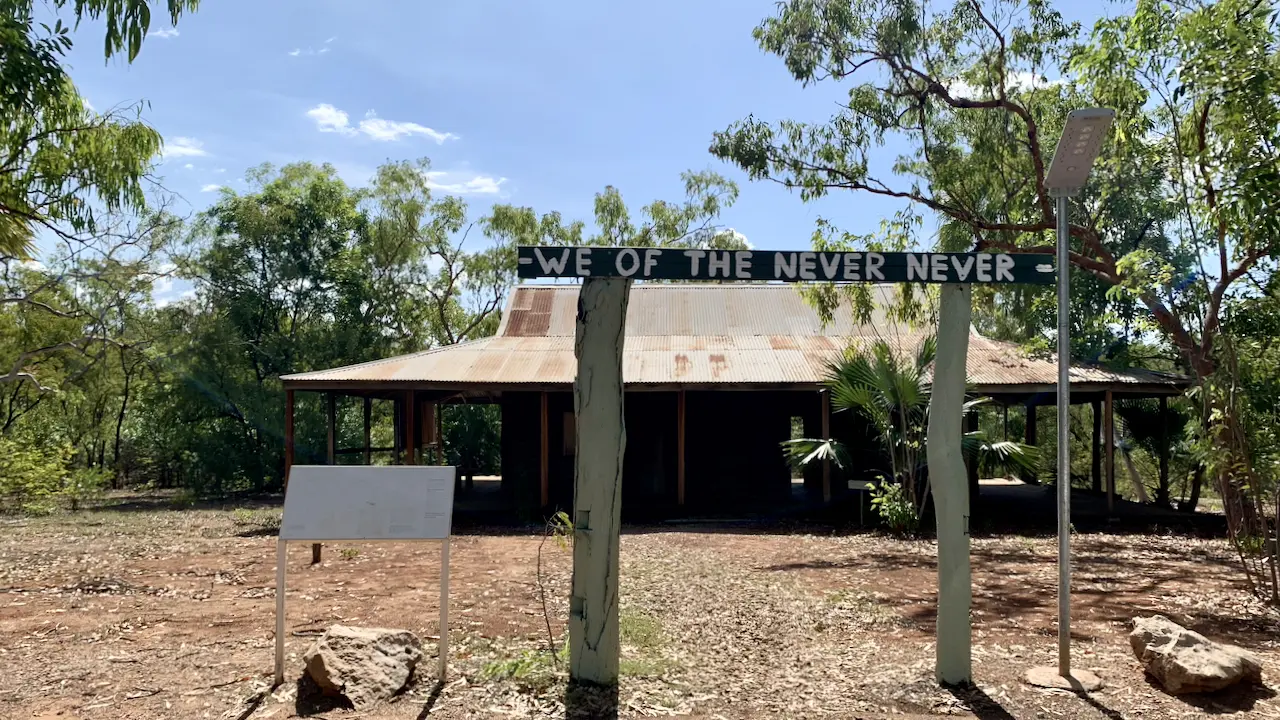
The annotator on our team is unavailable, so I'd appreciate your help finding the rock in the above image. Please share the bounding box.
[1129,615,1262,694]
[1025,666,1104,691]
[303,625,423,708]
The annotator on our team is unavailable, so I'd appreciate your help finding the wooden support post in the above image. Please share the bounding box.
[677,390,686,507]
[540,392,549,508]
[284,389,295,490]
[1024,403,1038,484]
[363,397,372,465]
[326,393,336,465]
[1104,389,1115,514]
[405,390,416,466]
[928,283,972,685]
[1091,399,1102,492]
[393,396,402,463]
[1159,396,1170,504]
[437,401,445,466]
[821,389,832,504]
[568,277,629,691]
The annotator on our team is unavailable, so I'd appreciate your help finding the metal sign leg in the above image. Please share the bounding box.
[439,537,450,681]
[275,539,286,686]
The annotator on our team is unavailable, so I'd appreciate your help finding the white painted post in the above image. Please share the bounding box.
[274,539,286,686]
[568,277,630,687]
[439,537,450,681]
[928,283,972,685]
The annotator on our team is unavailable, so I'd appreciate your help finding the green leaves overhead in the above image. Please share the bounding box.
[1,0,197,258]
[484,170,747,252]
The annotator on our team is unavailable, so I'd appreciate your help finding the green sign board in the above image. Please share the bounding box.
[517,246,1054,284]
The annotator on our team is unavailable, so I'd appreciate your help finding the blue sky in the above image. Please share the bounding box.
[60,0,1114,301]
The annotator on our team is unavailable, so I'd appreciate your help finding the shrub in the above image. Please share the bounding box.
[868,479,918,535]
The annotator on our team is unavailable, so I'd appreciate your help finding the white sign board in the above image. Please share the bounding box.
[280,465,456,541]
[274,465,457,687]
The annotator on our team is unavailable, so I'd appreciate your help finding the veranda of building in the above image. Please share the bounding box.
[281,284,1190,521]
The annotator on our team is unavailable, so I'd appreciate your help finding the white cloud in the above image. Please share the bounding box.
[200,184,223,192]
[163,136,208,159]
[152,27,179,39]
[307,103,352,133]
[183,163,194,170]
[214,167,226,173]
[305,104,458,144]
[290,41,333,57]
[949,71,1060,99]
[424,170,507,195]
[19,259,46,271]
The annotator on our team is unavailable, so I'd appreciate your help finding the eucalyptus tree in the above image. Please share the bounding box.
[711,0,1280,594]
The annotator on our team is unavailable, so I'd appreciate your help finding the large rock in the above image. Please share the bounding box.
[303,625,423,708]
[1129,615,1262,694]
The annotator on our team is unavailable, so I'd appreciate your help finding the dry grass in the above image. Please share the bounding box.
[1,500,1279,719]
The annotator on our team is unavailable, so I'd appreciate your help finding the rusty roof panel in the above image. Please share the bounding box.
[284,284,1190,390]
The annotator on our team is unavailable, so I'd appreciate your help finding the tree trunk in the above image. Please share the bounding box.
[1183,464,1204,512]
[928,283,972,686]
[113,354,133,487]
[568,277,629,696]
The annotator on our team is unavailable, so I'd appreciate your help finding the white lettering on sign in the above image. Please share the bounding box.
[775,253,798,279]
[798,252,817,280]
[683,249,705,275]
[615,248,640,276]
[996,254,1015,281]
[843,253,861,280]
[643,249,661,277]
[516,246,1040,283]
[976,254,992,282]
[818,253,841,280]
[707,250,730,278]
[907,253,929,281]
[535,248,570,275]
[930,254,948,282]
[866,252,885,280]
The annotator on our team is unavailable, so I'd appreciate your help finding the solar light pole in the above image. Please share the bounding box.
[1043,108,1114,680]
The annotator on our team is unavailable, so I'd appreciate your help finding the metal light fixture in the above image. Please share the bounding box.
[1045,107,1114,680]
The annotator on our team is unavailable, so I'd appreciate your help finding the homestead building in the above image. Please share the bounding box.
[281,283,1188,521]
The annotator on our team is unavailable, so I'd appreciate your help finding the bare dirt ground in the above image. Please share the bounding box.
[2,499,1279,719]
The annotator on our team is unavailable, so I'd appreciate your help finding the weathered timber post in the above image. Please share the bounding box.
[569,277,629,691]
[928,283,972,685]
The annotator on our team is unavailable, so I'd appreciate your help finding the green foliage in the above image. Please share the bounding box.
[230,507,281,529]
[0,435,110,513]
[868,479,918,535]
[1,0,197,257]
[482,639,568,693]
[444,404,500,473]
[483,169,748,257]
[786,333,1037,521]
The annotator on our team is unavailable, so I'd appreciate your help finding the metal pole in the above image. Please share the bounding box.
[1055,193,1071,677]
[439,537,450,681]
[275,539,286,686]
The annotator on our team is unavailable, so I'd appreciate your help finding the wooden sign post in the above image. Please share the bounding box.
[517,245,1053,690]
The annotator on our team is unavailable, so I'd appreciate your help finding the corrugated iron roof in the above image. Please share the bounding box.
[284,284,1190,392]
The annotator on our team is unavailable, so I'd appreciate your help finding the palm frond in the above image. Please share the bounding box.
[782,438,851,470]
